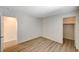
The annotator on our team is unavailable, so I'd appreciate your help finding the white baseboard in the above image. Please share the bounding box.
[18,35,42,44]
[42,35,63,44]
[75,46,79,51]
[18,35,63,45]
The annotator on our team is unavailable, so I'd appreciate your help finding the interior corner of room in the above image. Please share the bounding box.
[0,6,79,52]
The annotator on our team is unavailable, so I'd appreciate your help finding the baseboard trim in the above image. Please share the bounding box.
[4,40,17,49]
[4,36,63,49]
[18,35,42,44]
[64,38,74,40]
[20,36,42,44]
[42,35,63,44]
[18,35,63,45]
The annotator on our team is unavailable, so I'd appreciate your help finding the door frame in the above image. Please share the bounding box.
[63,16,76,46]
[1,16,4,52]
[1,16,17,52]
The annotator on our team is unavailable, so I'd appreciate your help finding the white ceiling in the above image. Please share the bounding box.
[16,6,64,17]
[0,6,79,17]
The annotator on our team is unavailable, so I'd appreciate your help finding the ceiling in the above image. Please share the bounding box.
[0,6,79,17]
[15,6,64,17]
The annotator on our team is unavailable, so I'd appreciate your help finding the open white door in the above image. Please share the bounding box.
[0,16,17,52]
[0,16,4,52]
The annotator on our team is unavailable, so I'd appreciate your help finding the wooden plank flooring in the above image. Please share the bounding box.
[4,37,78,52]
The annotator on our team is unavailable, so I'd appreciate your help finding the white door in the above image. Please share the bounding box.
[0,16,4,52]
[0,16,17,52]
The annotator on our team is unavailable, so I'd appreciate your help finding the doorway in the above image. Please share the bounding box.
[1,16,17,51]
[63,16,76,46]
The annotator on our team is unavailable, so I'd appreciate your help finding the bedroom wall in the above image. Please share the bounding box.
[43,15,63,43]
[0,7,42,44]
[17,16,42,43]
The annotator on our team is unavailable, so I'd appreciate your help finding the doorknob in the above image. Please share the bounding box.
[0,36,4,38]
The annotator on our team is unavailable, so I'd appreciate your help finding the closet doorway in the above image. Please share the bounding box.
[63,16,76,47]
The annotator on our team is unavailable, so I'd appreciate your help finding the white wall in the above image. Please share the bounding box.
[43,15,63,43]
[0,7,42,44]
[17,16,42,43]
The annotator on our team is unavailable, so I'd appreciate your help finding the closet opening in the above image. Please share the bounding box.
[63,16,76,48]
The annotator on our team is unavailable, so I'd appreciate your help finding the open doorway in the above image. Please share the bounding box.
[1,16,17,51]
[63,16,76,47]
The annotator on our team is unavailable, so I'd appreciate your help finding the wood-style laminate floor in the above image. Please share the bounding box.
[4,37,78,52]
